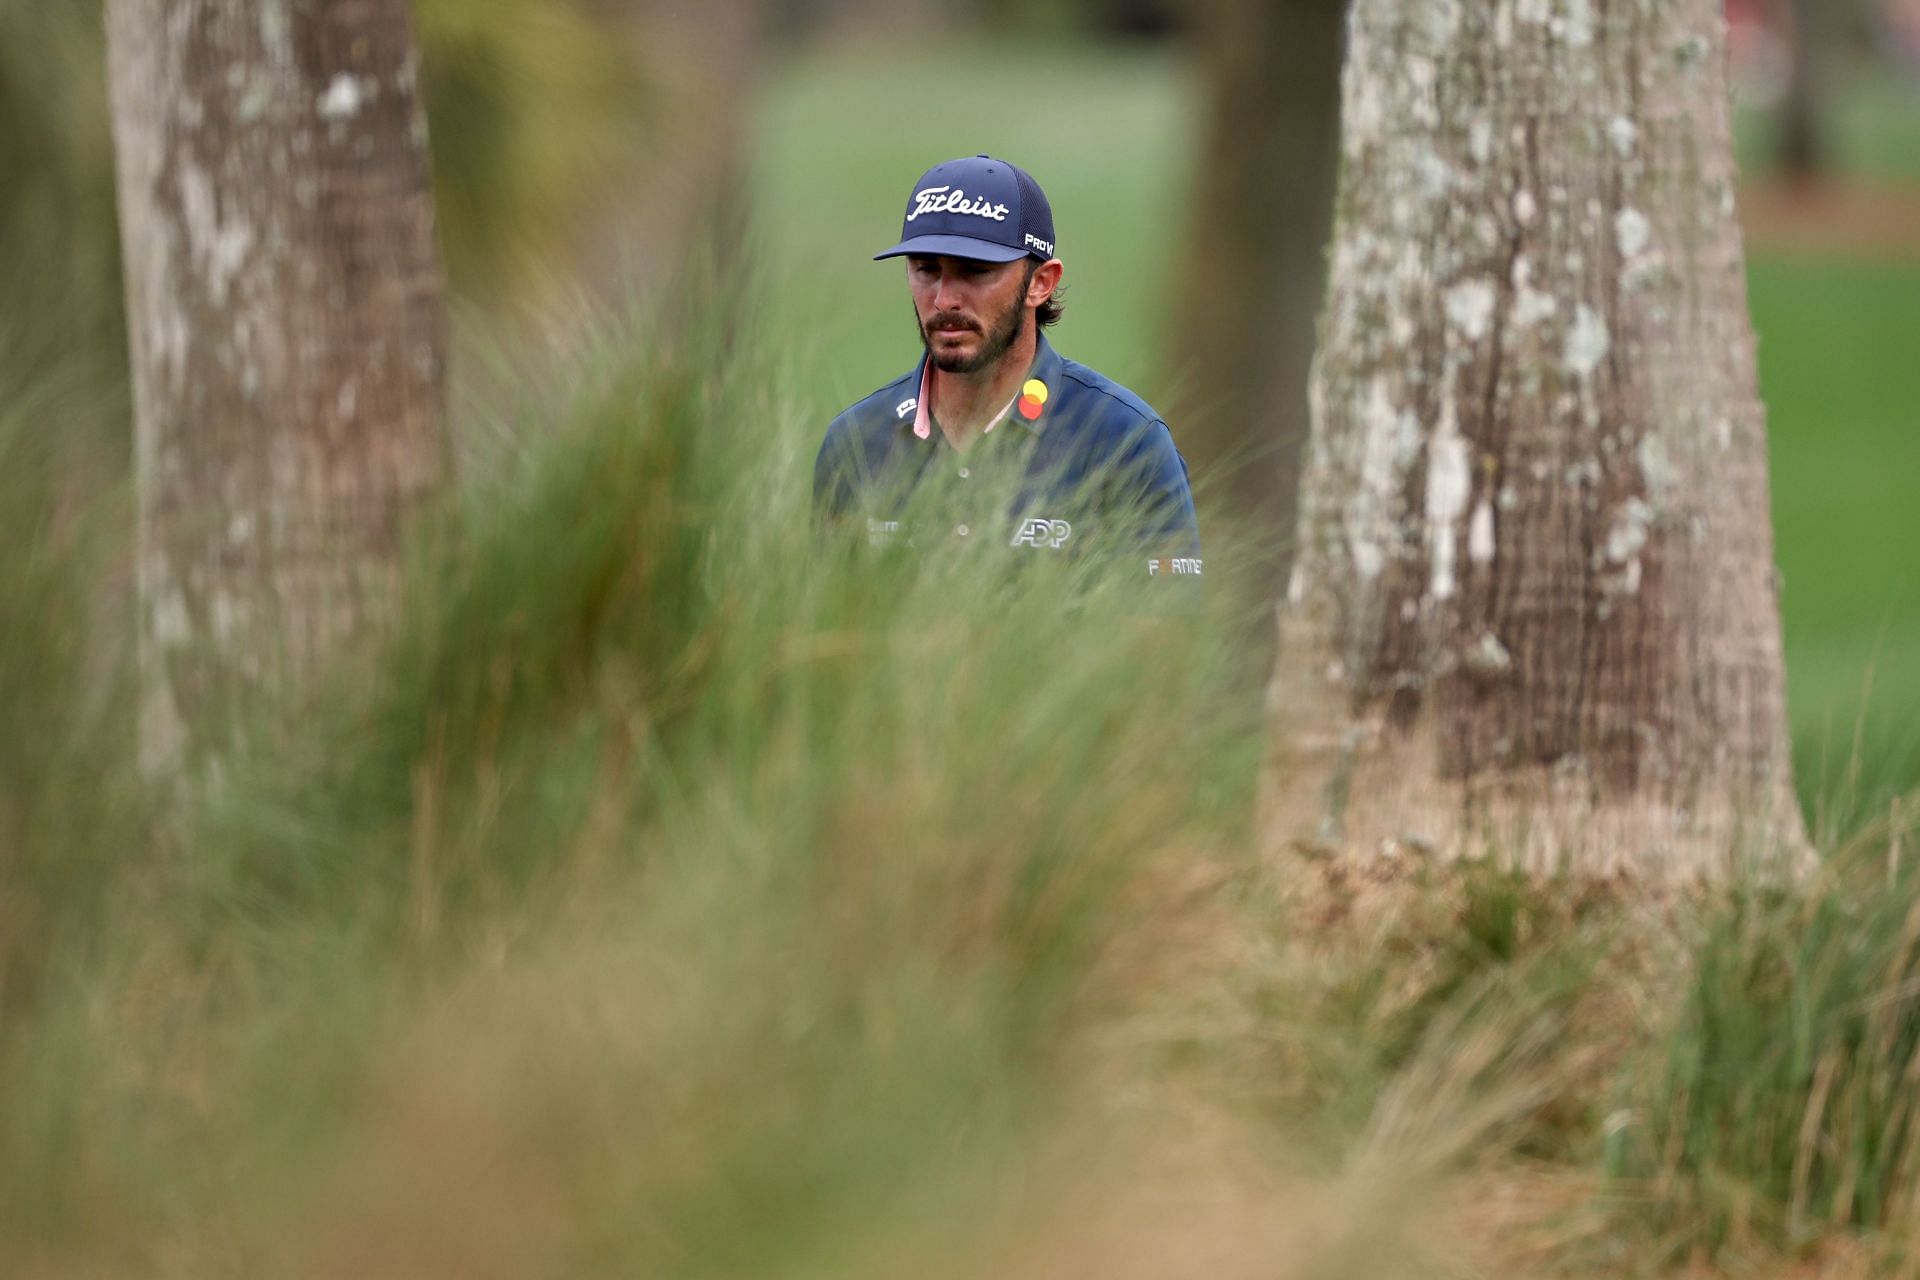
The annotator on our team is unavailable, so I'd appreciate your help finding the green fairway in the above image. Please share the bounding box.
[1752,257,1920,819]
[757,43,1920,819]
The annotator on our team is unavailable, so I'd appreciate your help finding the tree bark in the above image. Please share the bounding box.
[106,0,447,771]
[1264,0,1809,881]
[1170,0,1344,651]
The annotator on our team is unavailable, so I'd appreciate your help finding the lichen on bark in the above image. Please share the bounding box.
[1265,0,1807,880]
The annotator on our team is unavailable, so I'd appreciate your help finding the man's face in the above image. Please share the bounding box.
[908,254,1031,375]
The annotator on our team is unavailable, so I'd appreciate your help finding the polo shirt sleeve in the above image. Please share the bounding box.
[1123,421,1202,557]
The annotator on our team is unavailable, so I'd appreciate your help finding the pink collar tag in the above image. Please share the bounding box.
[912,364,933,439]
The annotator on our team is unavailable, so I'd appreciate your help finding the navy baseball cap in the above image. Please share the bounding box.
[873,154,1057,264]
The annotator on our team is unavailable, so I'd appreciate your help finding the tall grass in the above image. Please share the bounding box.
[11,286,1918,1274]
[0,291,1287,1273]
[0,345,147,1013]
[2,276,1641,1274]
[1615,808,1920,1264]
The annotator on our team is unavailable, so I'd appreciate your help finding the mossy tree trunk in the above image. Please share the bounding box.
[1264,0,1808,880]
[107,0,447,772]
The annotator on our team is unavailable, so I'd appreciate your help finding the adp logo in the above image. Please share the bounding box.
[1010,517,1071,550]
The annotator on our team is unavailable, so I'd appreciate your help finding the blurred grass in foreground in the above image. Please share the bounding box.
[0,276,1667,1276]
[7,279,1920,1273]
[0,343,146,1014]
[0,287,1268,1273]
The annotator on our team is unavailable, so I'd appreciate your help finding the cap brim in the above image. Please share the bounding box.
[873,234,1030,263]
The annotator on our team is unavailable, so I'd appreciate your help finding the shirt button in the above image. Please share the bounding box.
[956,524,970,537]
[958,467,970,479]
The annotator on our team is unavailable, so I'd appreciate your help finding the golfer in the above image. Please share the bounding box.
[813,155,1201,579]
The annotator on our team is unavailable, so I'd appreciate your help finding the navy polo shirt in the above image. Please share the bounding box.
[813,337,1202,579]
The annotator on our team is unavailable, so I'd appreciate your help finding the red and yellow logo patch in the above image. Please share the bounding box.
[1017,378,1048,421]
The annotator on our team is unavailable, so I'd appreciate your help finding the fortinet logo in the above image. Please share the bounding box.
[1024,233,1054,256]
[1146,557,1203,576]
[907,186,1010,223]
[1010,518,1071,549]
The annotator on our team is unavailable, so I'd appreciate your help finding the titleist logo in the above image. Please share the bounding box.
[907,186,1010,224]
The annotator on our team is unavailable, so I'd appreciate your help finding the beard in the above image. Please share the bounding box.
[917,292,1027,375]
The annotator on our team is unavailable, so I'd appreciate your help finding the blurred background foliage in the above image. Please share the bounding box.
[415,0,654,297]
[0,0,653,329]
[3,2,1920,1270]
[0,4,123,418]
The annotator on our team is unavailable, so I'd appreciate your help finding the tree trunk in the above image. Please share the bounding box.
[1778,0,1826,183]
[1170,0,1344,655]
[1263,0,1809,881]
[107,0,447,771]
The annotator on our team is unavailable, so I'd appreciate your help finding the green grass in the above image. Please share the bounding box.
[1753,258,1920,825]
[1612,827,1920,1262]
[0,294,1277,1273]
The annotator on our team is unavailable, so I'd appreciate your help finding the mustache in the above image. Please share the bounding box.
[924,312,978,333]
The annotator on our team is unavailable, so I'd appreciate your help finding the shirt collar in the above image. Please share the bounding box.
[906,335,1062,440]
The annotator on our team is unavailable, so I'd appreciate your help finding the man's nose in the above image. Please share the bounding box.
[933,269,965,310]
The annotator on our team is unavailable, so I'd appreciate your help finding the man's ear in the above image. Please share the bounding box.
[1027,258,1064,307]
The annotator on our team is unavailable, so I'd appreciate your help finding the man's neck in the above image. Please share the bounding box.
[928,326,1038,453]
